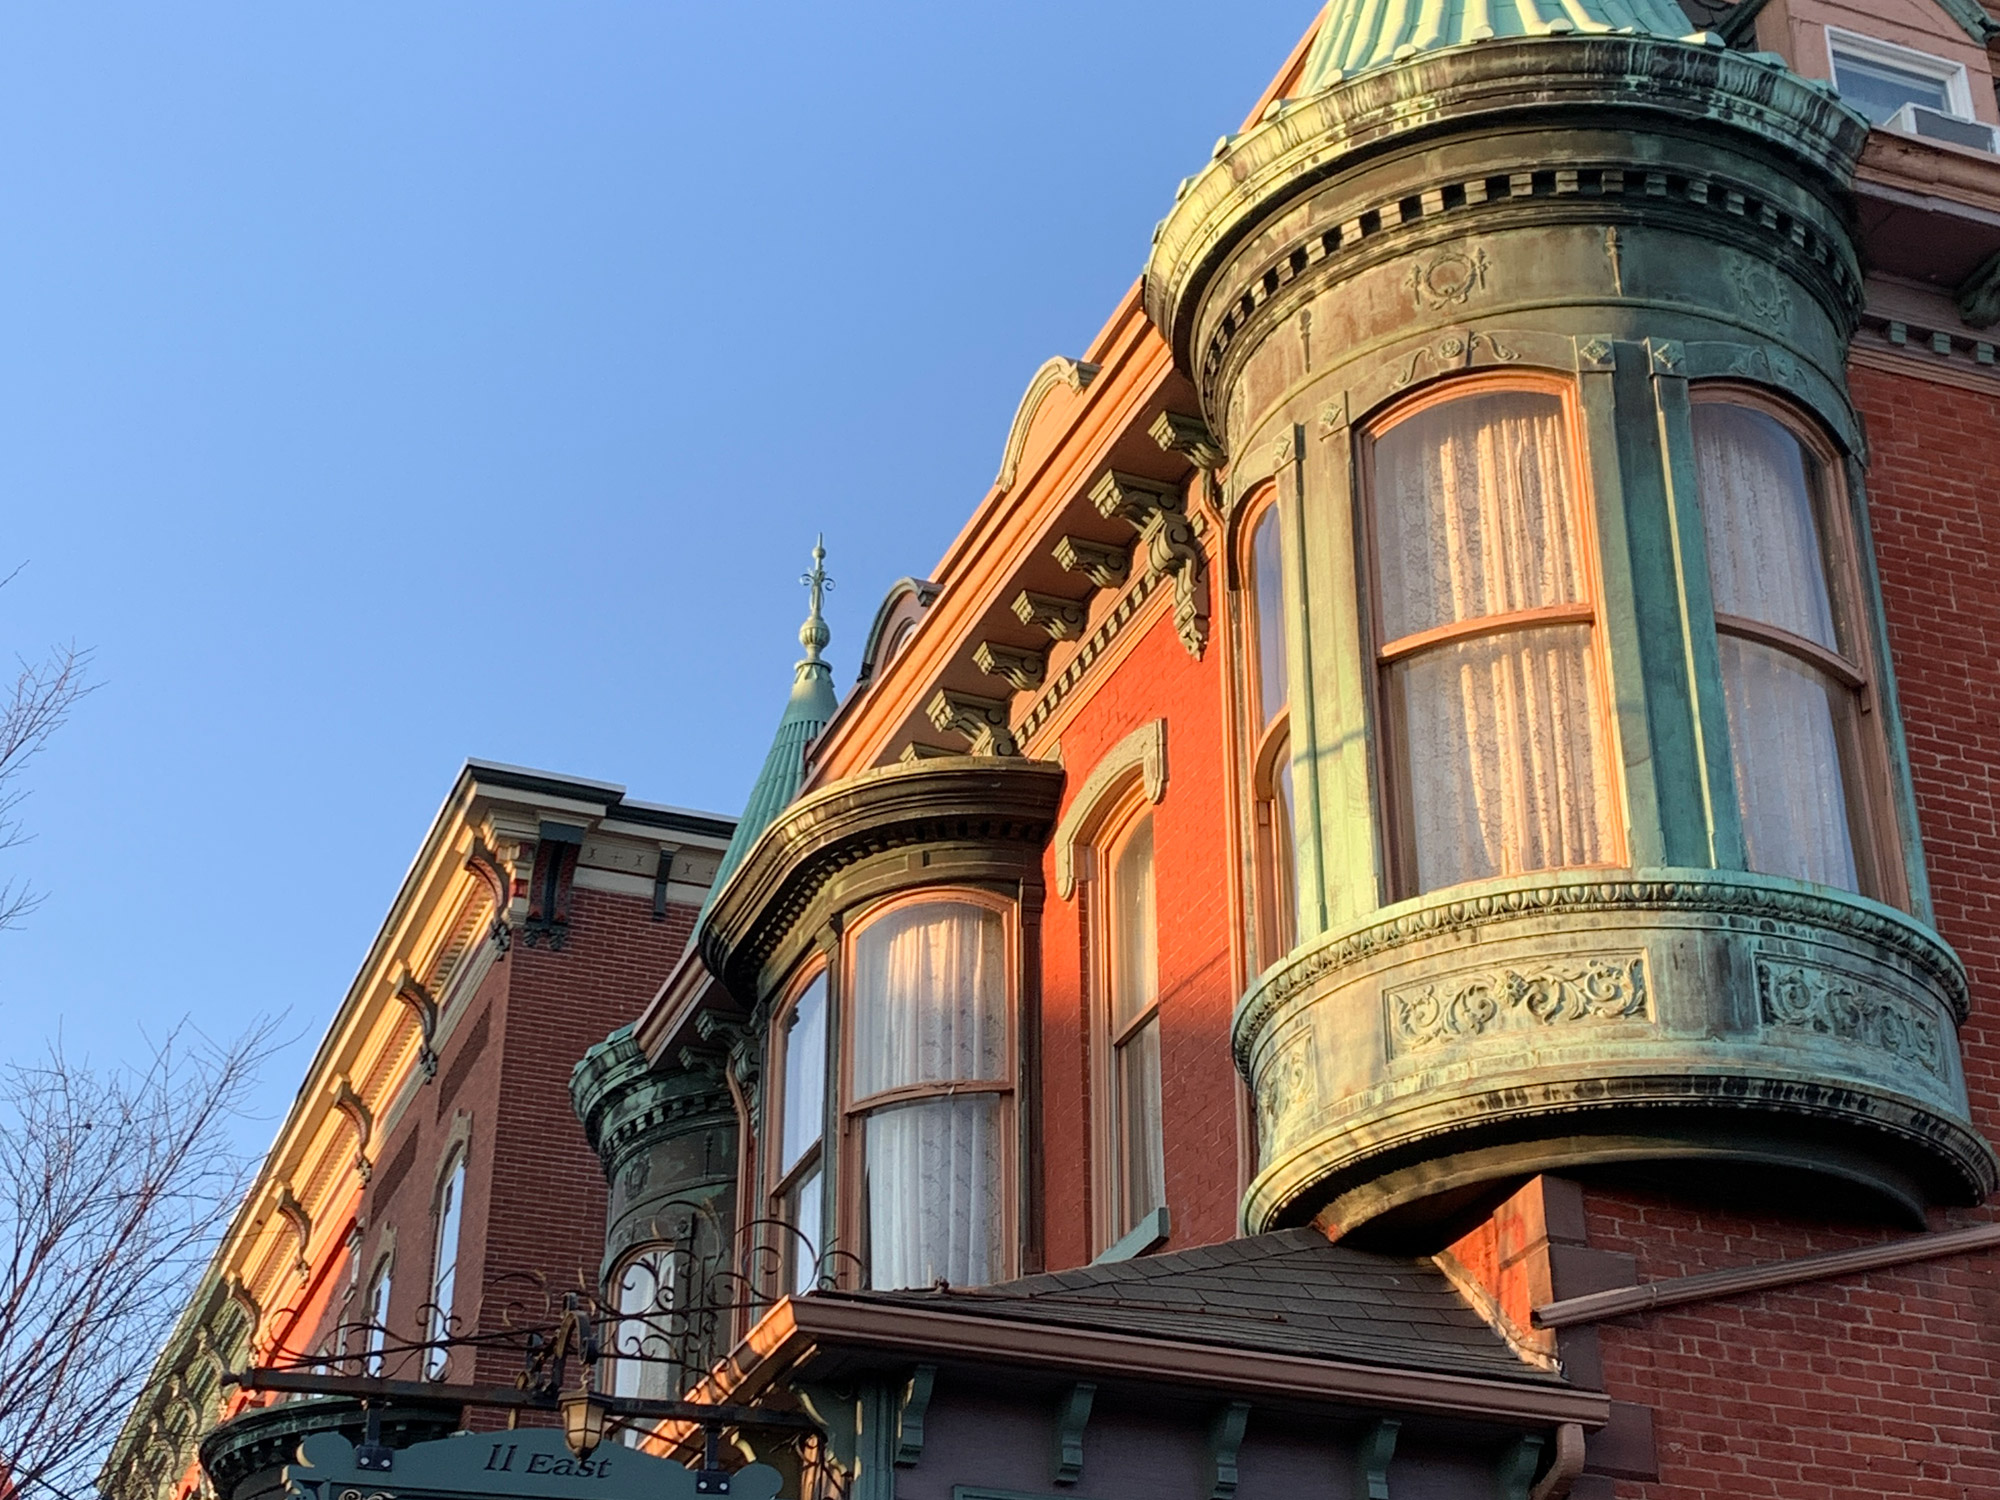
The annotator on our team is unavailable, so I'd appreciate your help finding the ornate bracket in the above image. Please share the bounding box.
[1149,410,1225,470]
[1012,589,1088,641]
[330,1075,375,1182]
[895,1365,937,1467]
[1496,1432,1547,1500]
[1956,249,2000,330]
[1088,470,1209,659]
[926,689,1020,757]
[1207,1402,1252,1500]
[1356,1417,1400,1500]
[273,1185,312,1280]
[391,962,440,1081]
[973,640,1047,693]
[1054,535,1130,590]
[1053,1382,1096,1486]
[465,835,515,952]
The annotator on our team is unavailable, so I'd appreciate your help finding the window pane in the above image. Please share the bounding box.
[1831,49,1952,125]
[864,1095,1004,1290]
[1111,817,1158,1033]
[851,902,1007,1099]
[1269,742,1297,955]
[1693,403,1838,651]
[1718,635,1859,892]
[425,1159,465,1379]
[780,974,826,1174]
[611,1251,674,1400]
[1115,1016,1165,1235]
[788,1168,822,1295]
[1251,506,1288,727]
[1374,391,1585,641]
[364,1267,390,1376]
[1391,624,1615,892]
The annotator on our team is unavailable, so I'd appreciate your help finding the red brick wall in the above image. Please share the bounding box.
[1035,600,1241,1270]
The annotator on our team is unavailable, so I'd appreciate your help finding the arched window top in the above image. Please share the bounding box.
[1245,497,1288,731]
[608,1243,679,1402]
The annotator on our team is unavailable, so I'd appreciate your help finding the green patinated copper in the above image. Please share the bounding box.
[1146,33,1993,1242]
[1299,0,1702,87]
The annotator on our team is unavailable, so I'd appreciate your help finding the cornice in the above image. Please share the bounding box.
[570,1027,735,1178]
[698,756,1065,1001]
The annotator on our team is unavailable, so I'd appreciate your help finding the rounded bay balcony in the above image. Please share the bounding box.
[1237,868,1992,1243]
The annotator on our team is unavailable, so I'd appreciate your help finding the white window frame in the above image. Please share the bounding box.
[1824,27,1976,122]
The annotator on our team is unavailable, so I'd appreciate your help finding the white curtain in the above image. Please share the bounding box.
[851,903,1007,1096]
[865,1096,1003,1289]
[779,974,826,1174]
[611,1250,675,1400]
[1374,393,1613,891]
[1115,1016,1164,1232]
[1693,404,1857,891]
[851,902,1008,1289]
[1251,505,1289,728]
[1110,817,1163,1233]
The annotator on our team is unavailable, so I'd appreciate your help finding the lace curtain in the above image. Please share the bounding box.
[1251,505,1288,727]
[1373,391,1614,892]
[1111,817,1164,1234]
[1693,403,1857,891]
[610,1249,676,1401]
[851,901,1008,1289]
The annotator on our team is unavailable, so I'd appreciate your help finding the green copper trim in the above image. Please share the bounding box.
[1299,0,1704,90]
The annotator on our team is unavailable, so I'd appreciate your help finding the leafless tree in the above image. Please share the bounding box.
[0,1022,274,1500]
[0,564,96,932]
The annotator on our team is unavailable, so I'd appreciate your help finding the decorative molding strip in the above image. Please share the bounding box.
[1856,311,1999,376]
[1014,570,1163,747]
[897,740,958,763]
[1757,957,1945,1079]
[973,640,1047,693]
[1533,1220,2000,1330]
[1053,718,1168,899]
[996,357,1100,491]
[1054,535,1130,590]
[926,688,1021,757]
[1088,471,1209,659]
[1387,957,1649,1054]
[1150,410,1225,470]
[1012,589,1088,641]
[1252,1027,1319,1153]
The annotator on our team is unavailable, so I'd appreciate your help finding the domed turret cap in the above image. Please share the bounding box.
[1300,0,1702,88]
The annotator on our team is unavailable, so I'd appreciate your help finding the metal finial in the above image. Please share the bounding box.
[799,534,833,663]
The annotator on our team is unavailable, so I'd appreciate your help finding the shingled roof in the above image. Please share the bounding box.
[834,1228,1560,1387]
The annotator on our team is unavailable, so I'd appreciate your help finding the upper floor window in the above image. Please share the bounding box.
[1691,393,1884,897]
[846,895,1012,1290]
[424,1153,465,1379]
[769,970,828,1294]
[1096,806,1165,1248]
[362,1257,391,1376]
[1244,498,1296,960]
[1366,381,1618,896]
[607,1245,677,1401]
[1826,28,1975,126]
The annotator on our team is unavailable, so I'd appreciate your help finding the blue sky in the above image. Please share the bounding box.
[0,3,1313,1136]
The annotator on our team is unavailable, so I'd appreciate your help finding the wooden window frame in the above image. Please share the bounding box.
[1689,382,1902,905]
[1360,372,1624,900]
[836,888,1019,1288]
[1087,795,1165,1253]
[1239,489,1296,965]
[765,963,830,1295]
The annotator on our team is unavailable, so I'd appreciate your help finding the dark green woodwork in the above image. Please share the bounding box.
[1146,35,1996,1240]
[198,1398,461,1500]
[285,1429,783,1500]
[570,1027,737,1315]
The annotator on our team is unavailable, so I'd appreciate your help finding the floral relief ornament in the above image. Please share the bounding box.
[1409,246,1489,310]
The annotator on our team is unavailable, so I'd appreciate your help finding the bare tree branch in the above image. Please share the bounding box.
[0,1020,276,1500]
[0,563,97,932]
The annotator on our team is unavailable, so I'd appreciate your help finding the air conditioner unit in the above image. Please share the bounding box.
[1885,102,1999,153]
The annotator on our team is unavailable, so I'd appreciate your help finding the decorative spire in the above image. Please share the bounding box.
[798,534,833,670]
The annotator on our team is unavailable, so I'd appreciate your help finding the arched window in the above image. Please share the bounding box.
[1243,497,1296,960]
[1691,392,1885,896]
[1366,380,1618,896]
[769,969,828,1295]
[362,1256,391,1377]
[845,895,1013,1290]
[1098,806,1164,1244]
[607,1245,678,1401]
[424,1154,465,1379]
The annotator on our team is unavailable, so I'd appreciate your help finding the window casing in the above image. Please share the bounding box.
[1825,27,1975,125]
[767,969,828,1295]
[1243,496,1297,962]
[841,892,1014,1291]
[1093,805,1165,1248]
[1364,378,1621,898]
[1690,388,1893,899]
[424,1154,465,1380]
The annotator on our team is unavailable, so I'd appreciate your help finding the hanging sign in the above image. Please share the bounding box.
[286,1429,783,1500]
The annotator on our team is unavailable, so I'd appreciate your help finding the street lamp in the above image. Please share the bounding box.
[561,1386,609,1459]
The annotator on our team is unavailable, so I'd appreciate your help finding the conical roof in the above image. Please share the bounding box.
[1300,0,1700,88]
[701,538,839,917]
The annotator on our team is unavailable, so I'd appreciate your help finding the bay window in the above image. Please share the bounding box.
[1367,381,1619,896]
[1691,393,1881,895]
[1244,497,1296,960]
[769,970,827,1295]
[1099,809,1164,1244]
[846,895,1012,1290]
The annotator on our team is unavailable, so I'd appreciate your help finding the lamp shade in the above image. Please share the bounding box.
[560,1391,609,1459]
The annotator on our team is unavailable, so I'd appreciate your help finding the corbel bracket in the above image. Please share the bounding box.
[895,1365,937,1467]
[926,689,1020,757]
[1088,470,1210,660]
[330,1075,375,1182]
[1150,410,1225,470]
[465,835,515,952]
[973,640,1047,693]
[1012,589,1088,642]
[222,1273,262,1352]
[1054,535,1130,591]
[273,1185,312,1280]
[1955,249,2000,330]
[1052,1381,1096,1486]
[1497,1432,1547,1500]
[1207,1402,1251,1500]
[1357,1416,1400,1500]
[391,962,440,1081]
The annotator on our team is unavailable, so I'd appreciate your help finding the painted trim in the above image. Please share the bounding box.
[1089,1206,1170,1265]
[1053,720,1168,899]
[1824,26,1978,119]
[996,358,1101,491]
